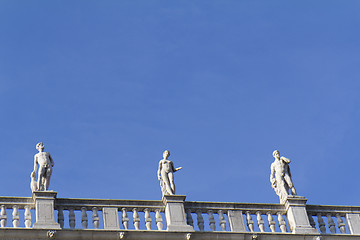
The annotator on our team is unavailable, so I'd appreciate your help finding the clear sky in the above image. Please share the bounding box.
[0,1,359,206]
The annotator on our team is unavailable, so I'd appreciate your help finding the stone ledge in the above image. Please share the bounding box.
[0,229,358,240]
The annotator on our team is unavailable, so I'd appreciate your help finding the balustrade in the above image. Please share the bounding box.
[92,207,99,229]
[218,210,226,231]
[336,213,346,233]
[12,205,19,227]
[58,207,64,228]
[0,205,7,227]
[196,210,205,231]
[132,208,140,230]
[277,212,287,233]
[81,207,88,229]
[208,210,216,231]
[69,208,75,229]
[144,208,152,230]
[0,196,359,236]
[246,211,254,232]
[256,211,265,232]
[267,211,276,232]
[305,204,360,234]
[184,201,290,233]
[0,197,34,228]
[308,212,349,234]
[54,198,165,230]
[186,209,193,227]
[24,205,31,228]
[155,209,163,230]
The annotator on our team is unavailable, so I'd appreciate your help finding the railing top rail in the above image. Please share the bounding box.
[55,198,165,211]
[1,196,360,215]
[307,204,360,214]
[0,196,34,208]
[184,201,286,213]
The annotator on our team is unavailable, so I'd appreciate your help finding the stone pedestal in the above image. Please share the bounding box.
[103,207,120,230]
[32,191,61,229]
[284,195,318,234]
[227,210,246,232]
[162,195,194,232]
[346,213,360,234]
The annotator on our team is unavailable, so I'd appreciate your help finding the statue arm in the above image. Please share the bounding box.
[157,161,162,180]
[287,164,292,178]
[270,163,276,185]
[49,154,54,167]
[281,157,292,178]
[171,161,182,172]
[281,156,291,163]
[32,155,38,177]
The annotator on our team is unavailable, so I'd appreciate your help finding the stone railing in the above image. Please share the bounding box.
[55,197,165,230]
[306,205,360,235]
[0,197,34,228]
[184,201,288,233]
[1,193,360,238]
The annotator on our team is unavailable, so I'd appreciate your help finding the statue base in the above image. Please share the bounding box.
[285,195,318,234]
[162,195,194,232]
[32,191,61,229]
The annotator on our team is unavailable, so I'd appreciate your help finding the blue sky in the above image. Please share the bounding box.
[0,1,359,206]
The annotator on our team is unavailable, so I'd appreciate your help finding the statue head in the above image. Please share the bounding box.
[163,150,170,159]
[36,142,44,151]
[272,150,280,158]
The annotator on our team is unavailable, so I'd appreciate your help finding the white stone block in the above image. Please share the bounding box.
[163,195,194,232]
[228,210,246,232]
[346,213,360,234]
[103,207,120,230]
[32,191,60,229]
[285,196,318,234]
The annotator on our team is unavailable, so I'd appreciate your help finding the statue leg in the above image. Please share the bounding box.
[168,172,175,194]
[45,167,52,190]
[277,178,289,202]
[37,166,45,191]
[284,175,297,195]
[161,171,174,195]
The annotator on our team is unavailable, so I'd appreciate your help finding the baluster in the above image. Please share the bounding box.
[69,208,76,229]
[208,210,216,231]
[256,211,264,232]
[336,214,346,233]
[133,208,140,230]
[144,208,152,230]
[218,210,226,231]
[246,211,254,232]
[196,210,204,231]
[186,209,193,227]
[57,207,64,228]
[277,212,286,233]
[317,214,326,233]
[0,205,7,227]
[308,214,316,228]
[122,208,129,230]
[267,212,275,232]
[12,205,19,228]
[24,206,31,228]
[92,207,99,229]
[155,209,163,230]
[327,214,336,234]
[81,207,88,229]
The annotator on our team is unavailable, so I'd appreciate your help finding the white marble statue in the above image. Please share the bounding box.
[31,142,54,191]
[270,150,297,203]
[157,150,182,196]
